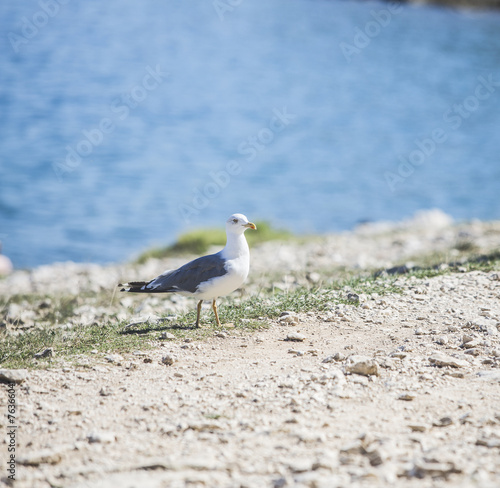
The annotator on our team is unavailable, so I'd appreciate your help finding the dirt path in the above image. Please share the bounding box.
[3,270,500,488]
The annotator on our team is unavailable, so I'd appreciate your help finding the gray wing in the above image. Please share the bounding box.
[144,253,228,293]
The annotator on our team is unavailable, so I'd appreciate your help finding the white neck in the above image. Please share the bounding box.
[222,232,249,260]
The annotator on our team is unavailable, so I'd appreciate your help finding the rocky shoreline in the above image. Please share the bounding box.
[392,0,500,10]
[1,210,500,487]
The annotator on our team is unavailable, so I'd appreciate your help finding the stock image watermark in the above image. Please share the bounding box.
[8,0,71,54]
[340,2,402,63]
[52,64,168,180]
[178,107,296,222]
[6,383,17,481]
[385,74,500,191]
[213,0,243,21]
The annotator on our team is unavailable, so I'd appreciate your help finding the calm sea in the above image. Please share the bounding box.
[1,0,500,268]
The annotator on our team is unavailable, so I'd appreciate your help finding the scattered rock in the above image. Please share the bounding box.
[433,416,453,427]
[104,354,124,364]
[464,348,480,356]
[429,352,469,369]
[406,460,461,479]
[160,332,176,340]
[285,332,306,342]
[161,354,175,366]
[307,272,321,283]
[87,432,116,444]
[398,392,416,401]
[280,312,299,326]
[322,352,347,363]
[345,355,380,376]
[0,369,28,384]
[346,292,359,303]
[478,370,500,382]
[476,434,500,448]
[34,348,54,359]
[18,448,63,466]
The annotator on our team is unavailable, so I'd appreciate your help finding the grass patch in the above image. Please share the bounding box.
[375,248,500,281]
[0,273,389,369]
[135,220,292,264]
[1,248,498,370]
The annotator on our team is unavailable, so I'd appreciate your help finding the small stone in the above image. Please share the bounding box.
[160,332,176,340]
[99,387,113,397]
[429,352,468,369]
[462,339,480,349]
[104,354,124,364]
[161,354,175,366]
[365,447,384,466]
[345,355,380,376]
[286,332,306,342]
[415,328,430,335]
[478,370,500,381]
[433,416,453,427]
[215,332,227,338]
[273,478,288,488]
[288,459,313,473]
[0,369,28,384]
[464,348,480,356]
[435,336,448,345]
[346,293,359,303]
[476,435,500,448]
[307,272,321,283]
[398,392,416,401]
[34,348,54,359]
[485,326,497,336]
[280,313,299,326]
[408,460,461,478]
[18,448,63,466]
[87,432,116,444]
[409,424,427,432]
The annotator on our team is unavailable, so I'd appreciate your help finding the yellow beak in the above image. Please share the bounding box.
[244,222,257,230]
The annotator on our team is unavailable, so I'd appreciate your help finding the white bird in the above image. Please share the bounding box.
[119,214,256,327]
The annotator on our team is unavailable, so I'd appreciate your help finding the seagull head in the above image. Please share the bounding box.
[226,213,257,235]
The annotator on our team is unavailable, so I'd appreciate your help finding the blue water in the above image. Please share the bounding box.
[1,0,500,268]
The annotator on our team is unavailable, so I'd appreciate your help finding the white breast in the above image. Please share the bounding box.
[195,253,249,300]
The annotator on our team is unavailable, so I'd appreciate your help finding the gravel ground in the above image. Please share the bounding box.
[1,211,500,488]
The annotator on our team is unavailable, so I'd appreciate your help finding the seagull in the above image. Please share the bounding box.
[119,214,256,327]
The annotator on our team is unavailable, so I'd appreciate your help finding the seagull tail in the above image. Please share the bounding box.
[118,281,150,292]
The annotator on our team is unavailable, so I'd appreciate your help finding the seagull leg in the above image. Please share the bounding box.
[212,299,221,327]
[196,300,203,327]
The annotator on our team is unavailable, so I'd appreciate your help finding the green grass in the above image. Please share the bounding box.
[135,220,292,264]
[376,248,500,280]
[1,248,499,370]
[0,276,377,369]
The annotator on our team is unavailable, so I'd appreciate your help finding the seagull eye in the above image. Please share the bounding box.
[232,218,238,224]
